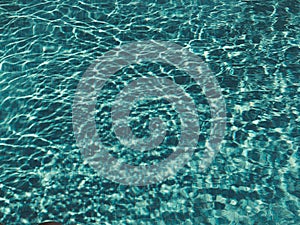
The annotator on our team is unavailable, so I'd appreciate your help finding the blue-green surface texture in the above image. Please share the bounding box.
[0,0,299,224]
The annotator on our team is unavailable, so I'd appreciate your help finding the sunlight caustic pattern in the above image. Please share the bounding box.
[72,40,227,186]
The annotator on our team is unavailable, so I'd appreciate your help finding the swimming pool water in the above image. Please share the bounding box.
[0,0,299,224]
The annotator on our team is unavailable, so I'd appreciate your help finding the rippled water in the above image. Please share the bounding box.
[0,0,299,224]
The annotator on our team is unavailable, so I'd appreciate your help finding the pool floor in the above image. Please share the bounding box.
[0,0,299,224]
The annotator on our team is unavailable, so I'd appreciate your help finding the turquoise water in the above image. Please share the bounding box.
[0,0,299,224]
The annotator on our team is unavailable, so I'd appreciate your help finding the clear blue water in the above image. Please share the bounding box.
[0,0,299,224]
